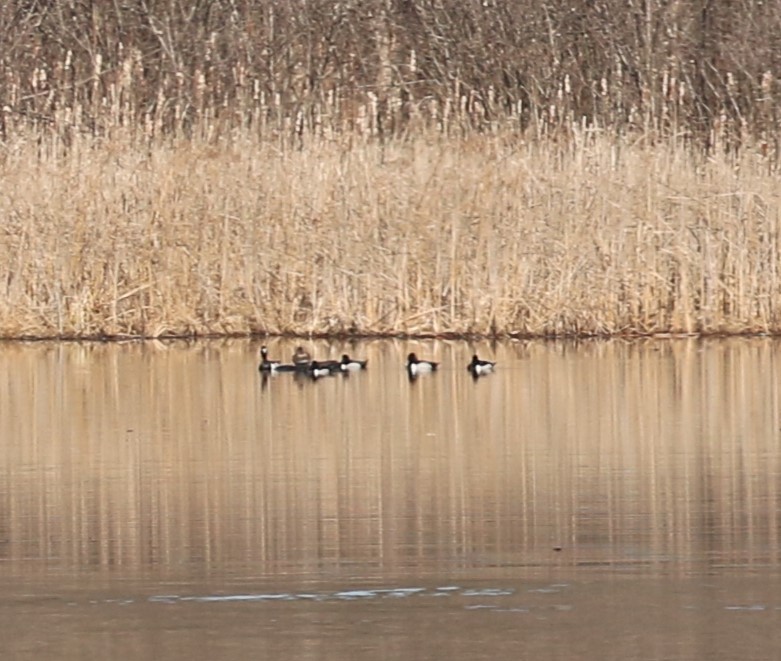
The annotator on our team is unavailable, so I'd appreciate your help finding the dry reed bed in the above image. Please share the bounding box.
[0,129,779,339]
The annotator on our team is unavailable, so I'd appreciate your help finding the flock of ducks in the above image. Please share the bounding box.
[259,346,497,380]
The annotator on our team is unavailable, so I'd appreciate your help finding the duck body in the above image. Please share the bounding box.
[267,362,298,373]
[406,352,438,377]
[467,354,496,377]
[309,360,339,379]
[315,359,342,373]
[340,354,368,372]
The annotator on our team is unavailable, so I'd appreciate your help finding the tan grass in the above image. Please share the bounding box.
[0,127,780,339]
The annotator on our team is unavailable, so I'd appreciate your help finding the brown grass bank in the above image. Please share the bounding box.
[2,1,781,339]
[1,128,780,339]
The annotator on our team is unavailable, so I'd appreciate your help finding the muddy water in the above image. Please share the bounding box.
[0,338,780,660]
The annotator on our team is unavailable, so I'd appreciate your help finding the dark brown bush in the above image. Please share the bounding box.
[1,0,780,151]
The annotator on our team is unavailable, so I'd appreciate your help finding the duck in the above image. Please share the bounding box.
[258,346,298,373]
[340,354,368,371]
[258,345,279,371]
[309,360,338,379]
[406,352,438,377]
[315,358,342,372]
[292,346,312,370]
[467,354,496,377]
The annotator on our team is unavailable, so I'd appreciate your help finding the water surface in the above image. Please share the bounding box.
[1,338,780,659]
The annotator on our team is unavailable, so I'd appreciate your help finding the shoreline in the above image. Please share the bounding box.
[1,330,777,344]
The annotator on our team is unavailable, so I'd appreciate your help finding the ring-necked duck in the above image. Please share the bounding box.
[340,354,368,371]
[309,360,339,379]
[316,359,342,372]
[258,346,278,371]
[258,344,296,372]
[259,345,297,372]
[467,354,496,377]
[406,352,438,377]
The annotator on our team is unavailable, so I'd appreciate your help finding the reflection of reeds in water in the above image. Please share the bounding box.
[2,134,781,338]
[0,339,779,578]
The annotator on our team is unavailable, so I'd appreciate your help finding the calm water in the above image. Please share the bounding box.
[1,338,780,659]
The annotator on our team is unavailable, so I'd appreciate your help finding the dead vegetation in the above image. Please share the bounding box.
[1,1,780,338]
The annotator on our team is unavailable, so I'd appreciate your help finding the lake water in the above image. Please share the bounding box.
[1,338,780,659]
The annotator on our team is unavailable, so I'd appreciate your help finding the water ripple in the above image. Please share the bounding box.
[148,585,517,605]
